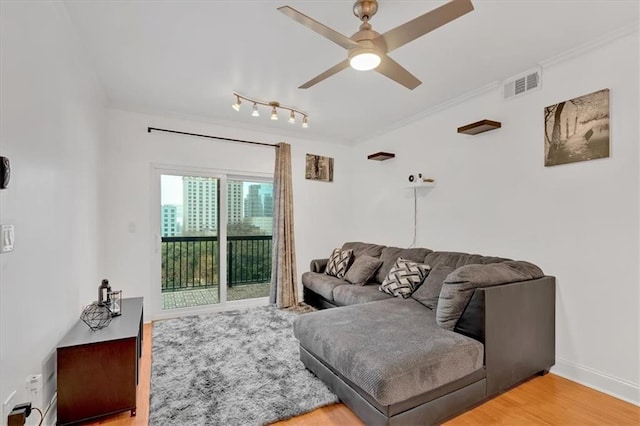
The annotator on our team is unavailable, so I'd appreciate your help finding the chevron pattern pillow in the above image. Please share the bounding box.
[380,257,431,298]
[325,248,353,279]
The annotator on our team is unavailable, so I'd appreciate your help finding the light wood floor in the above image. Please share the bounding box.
[87,323,639,426]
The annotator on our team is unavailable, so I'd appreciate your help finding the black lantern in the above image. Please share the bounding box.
[98,279,111,306]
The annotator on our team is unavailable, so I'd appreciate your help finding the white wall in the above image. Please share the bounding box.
[102,109,352,320]
[0,0,106,419]
[349,32,639,404]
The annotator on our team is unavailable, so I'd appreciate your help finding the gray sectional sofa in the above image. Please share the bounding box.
[294,242,556,425]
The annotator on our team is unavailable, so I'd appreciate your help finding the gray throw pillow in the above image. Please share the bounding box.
[325,248,353,279]
[344,255,383,285]
[411,265,454,310]
[379,257,431,298]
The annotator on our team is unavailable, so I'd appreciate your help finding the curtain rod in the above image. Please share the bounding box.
[147,127,278,148]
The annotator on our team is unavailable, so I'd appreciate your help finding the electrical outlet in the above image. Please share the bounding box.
[2,390,16,418]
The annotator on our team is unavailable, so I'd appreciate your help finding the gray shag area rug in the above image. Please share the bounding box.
[149,305,338,425]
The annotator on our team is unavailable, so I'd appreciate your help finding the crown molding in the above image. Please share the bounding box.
[351,81,500,145]
[106,103,353,146]
[351,21,639,146]
[540,22,638,68]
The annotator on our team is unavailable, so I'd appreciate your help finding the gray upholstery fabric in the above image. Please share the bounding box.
[341,242,385,262]
[424,251,511,269]
[344,255,383,285]
[333,284,392,306]
[411,265,455,310]
[437,261,545,330]
[310,258,329,273]
[375,247,432,283]
[293,298,484,407]
[301,272,348,302]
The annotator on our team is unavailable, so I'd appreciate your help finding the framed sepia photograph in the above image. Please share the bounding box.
[544,88,610,167]
[305,153,334,182]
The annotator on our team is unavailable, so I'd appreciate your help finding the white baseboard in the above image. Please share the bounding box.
[552,358,639,406]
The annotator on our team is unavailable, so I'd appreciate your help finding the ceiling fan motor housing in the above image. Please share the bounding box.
[353,0,378,21]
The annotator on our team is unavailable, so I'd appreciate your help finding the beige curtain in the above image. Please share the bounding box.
[270,142,298,308]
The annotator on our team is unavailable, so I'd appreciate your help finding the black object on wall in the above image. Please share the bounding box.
[0,156,10,189]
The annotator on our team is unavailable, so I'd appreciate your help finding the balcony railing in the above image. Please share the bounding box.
[161,235,272,292]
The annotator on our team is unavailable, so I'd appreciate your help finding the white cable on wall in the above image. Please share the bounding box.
[408,187,417,248]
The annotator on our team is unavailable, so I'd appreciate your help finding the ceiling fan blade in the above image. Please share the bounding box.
[299,60,350,89]
[278,6,360,50]
[375,55,422,90]
[378,0,474,53]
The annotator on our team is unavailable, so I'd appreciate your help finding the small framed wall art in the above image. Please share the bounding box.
[544,88,610,167]
[305,153,334,182]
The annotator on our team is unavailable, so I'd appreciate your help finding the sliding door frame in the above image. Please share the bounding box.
[150,163,272,321]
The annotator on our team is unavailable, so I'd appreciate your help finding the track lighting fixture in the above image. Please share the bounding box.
[231,92,309,128]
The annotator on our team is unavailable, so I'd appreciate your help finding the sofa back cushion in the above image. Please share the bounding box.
[436,261,545,330]
[341,242,385,262]
[375,246,432,283]
[424,251,511,270]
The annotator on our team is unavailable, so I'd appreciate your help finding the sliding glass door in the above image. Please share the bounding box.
[226,179,273,301]
[155,169,273,315]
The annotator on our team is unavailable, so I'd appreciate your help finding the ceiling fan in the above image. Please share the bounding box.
[278,0,474,90]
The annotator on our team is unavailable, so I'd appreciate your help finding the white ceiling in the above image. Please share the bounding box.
[63,0,638,144]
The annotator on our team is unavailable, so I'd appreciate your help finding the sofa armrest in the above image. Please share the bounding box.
[482,276,556,396]
[310,258,329,273]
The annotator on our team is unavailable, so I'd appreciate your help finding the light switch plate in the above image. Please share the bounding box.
[1,224,14,253]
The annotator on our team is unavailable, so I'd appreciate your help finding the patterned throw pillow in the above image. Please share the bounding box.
[380,257,431,298]
[325,248,353,279]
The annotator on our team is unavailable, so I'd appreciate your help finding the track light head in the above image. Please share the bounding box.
[232,95,241,111]
[269,102,279,120]
[288,111,296,124]
[302,116,309,128]
[251,103,260,117]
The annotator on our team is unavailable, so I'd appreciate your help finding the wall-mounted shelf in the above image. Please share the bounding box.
[367,152,395,161]
[457,119,501,135]
[406,179,436,189]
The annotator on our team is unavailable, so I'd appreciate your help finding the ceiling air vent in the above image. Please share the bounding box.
[503,67,542,99]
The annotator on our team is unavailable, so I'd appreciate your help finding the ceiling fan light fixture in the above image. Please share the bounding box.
[251,103,260,117]
[349,49,381,71]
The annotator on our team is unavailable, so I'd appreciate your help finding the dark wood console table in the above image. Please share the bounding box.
[56,297,143,425]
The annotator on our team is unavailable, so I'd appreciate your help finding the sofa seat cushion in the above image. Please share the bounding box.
[293,298,484,407]
[375,246,432,284]
[301,272,348,302]
[332,283,392,306]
